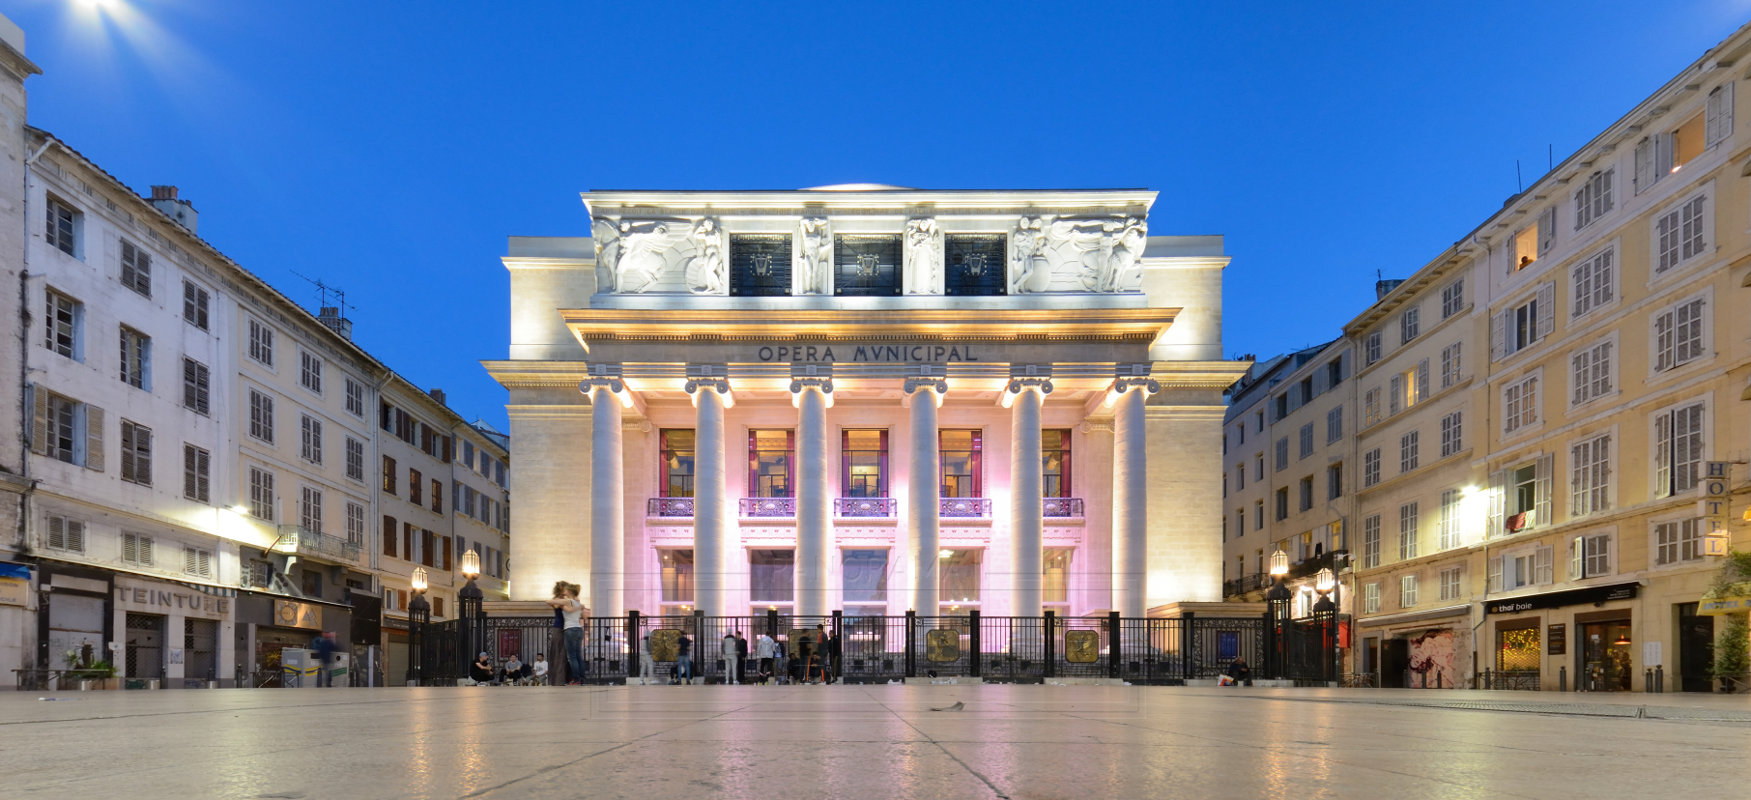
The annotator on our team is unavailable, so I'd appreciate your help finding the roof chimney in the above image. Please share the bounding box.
[316,306,352,340]
[428,388,447,407]
[147,185,198,235]
[1375,278,1406,300]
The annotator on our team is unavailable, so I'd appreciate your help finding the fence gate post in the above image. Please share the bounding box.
[628,610,641,682]
[1043,611,1056,680]
[1261,609,1277,681]
[766,608,779,638]
[1180,612,1195,682]
[1108,611,1122,680]
[969,609,982,679]
[905,610,917,678]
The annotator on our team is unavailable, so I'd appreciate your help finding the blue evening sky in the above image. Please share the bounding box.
[8,0,1748,428]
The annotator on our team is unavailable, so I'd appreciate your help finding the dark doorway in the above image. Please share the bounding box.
[1381,637,1410,688]
[1579,619,1633,692]
[1678,603,1714,692]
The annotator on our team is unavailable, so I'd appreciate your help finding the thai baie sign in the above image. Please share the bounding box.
[756,344,983,363]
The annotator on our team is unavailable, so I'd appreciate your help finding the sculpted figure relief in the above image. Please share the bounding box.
[615,220,674,294]
[1010,216,1051,294]
[591,217,622,292]
[1050,216,1148,292]
[798,217,831,294]
[687,218,727,294]
[904,217,942,295]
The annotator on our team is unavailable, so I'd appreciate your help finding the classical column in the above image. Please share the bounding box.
[1110,375,1158,619]
[584,376,627,619]
[905,374,946,615]
[1007,376,1052,617]
[792,376,833,617]
[686,376,731,617]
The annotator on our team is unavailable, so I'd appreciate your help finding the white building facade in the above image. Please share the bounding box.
[488,188,1246,621]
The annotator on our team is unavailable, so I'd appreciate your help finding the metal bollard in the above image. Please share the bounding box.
[1655,665,1665,693]
[1559,665,1567,693]
[1436,670,1443,689]
[1644,669,1652,693]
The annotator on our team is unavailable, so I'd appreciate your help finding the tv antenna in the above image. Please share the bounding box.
[291,271,353,316]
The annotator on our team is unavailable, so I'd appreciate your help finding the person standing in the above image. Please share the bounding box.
[721,632,740,685]
[639,635,656,684]
[774,635,790,684]
[756,632,776,684]
[312,631,339,688]
[735,631,750,684]
[676,632,693,684]
[825,628,842,684]
[546,583,585,685]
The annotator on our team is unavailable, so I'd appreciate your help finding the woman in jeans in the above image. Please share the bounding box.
[545,582,585,684]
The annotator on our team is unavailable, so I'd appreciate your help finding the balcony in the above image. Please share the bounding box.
[740,497,797,518]
[1224,573,1270,597]
[647,497,695,518]
[1042,498,1085,518]
[273,525,362,566]
[834,497,896,518]
[940,498,992,518]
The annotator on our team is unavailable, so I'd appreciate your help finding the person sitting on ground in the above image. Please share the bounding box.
[532,653,550,685]
[469,652,494,685]
[1225,656,1252,687]
[503,654,526,685]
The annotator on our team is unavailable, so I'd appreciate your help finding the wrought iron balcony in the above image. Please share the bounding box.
[1224,573,1270,597]
[646,497,695,518]
[834,497,896,518]
[940,497,992,518]
[739,497,797,518]
[273,525,361,566]
[1042,497,1085,518]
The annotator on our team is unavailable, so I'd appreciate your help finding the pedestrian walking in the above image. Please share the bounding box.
[545,582,585,684]
[312,631,339,688]
[825,628,842,684]
[676,632,693,684]
[756,632,776,684]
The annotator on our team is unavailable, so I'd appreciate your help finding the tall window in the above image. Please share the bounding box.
[1326,407,1343,444]
[248,319,274,367]
[940,548,982,609]
[120,240,152,296]
[300,351,323,394]
[46,196,78,256]
[1398,502,1419,561]
[1706,83,1735,147]
[1399,431,1419,473]
[748,430,794,497]
[1389,361,1428,415]
[842,549,889,610]
[1363,387,1381,427]
[1440,412,1462,458]
[182,281,210,330]
[38,391,86,465]
[1438,489,1462,550]
[346,502,366,546]
[841,429,888,497]
[1275,437,1289,471]
[345,378,365,417]
[1573,169,1614,230]
[1400,306,1420,343]
[1503,374,1539,435]
[1362,582,1380,614]
[248,390,274,443]
[1653,296,1706,372]
[1042,429,1071,497]
[301,486,323,533]
[1571,434,1611,517]
[345,437,365,482]
[44,288,82,360]
[1399,575,1418,608]
[1572,341,1613,405]
[1654,195,1708,275]
[1440,278,1465,319]
[1327,463,1343,500]
[249,467,274,520]
[1655,518,1702,566]
[300,415,323,465]
[1441,342,1462,389]
[119,327,150,390]
[940,430,982,498]
[1572,533,1612,578]
[1361,515,1380,569]
[1439,567,1462,602]
[1043,547,1073,605]
[183,444,210,502]
[658,549,694,604]
[1298,423,1314,459]
[1298,476,1313,511]
[1362,448,1381,488]
[182,358,211,416]
[1571,248,1615,318]
[1495,288,1551,360]
[1364,331,1381,366]
[660,429,695,497]
[120,420,152,486]
[1654,401,1704,497]
[749,549,795,606]
[382,455,397,495]
[1275,488,1288,521]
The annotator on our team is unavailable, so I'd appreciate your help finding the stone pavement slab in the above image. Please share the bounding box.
[2,685,1749,799]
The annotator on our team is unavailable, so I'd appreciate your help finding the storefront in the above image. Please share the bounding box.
[234,590,353,687]
[111,575,235,688]
[1353,605,1469,689]
[1483,582,1639,692]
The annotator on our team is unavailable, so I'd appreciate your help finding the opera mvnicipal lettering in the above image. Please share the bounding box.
[756,344,980,363]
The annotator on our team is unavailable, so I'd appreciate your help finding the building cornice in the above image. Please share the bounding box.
[481,360,594,389]
[558,307,1177,351]
[582,188,1159,217]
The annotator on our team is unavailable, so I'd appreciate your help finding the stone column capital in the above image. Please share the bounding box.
[1112,376,1160,395]
[789,376,834,394]
[1005,377,1054,395]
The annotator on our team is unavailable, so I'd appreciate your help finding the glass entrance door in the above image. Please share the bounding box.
[1580,619,1633,692]
[1677,603,1715,692]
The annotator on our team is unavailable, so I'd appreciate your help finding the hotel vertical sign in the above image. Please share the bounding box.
[1700,462,1731,557]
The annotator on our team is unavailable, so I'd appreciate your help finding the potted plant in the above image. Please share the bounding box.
[1712,614,1749,694]
[61,648,118,690]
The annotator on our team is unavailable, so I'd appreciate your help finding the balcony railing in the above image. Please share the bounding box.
[940,498,992,518]
[740,497,797,518]
[273,525,362,565]
[1223,573,1271,597]
[647,497,695,518]
[834,497,896,518]
[1042,497,1084,518]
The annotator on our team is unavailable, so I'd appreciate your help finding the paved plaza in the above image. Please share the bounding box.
[4,686,1751,799]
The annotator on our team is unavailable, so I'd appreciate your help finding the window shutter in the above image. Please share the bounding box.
[84,405,104,472]
[1534,453,1554,526]
[1535,283,1555,341]
[1538,206,1556,255]
[184,547,198,574]
[1487,556,1503,593]
[1655,132,1673,176]
[442,536,452,571]
[383,516,397,557]
[47,516,64,549]
[1535,545,1554,585]
[123,533,138,563]
[1416,359,1430,401]
[1724,83,1736,142]
[1490,311,1506,361]
[1389,375,1402,415]
[1487,469,1507,538]
[29,385,48,456]
[1570,537,1584,579]
[1708,88,1724,145]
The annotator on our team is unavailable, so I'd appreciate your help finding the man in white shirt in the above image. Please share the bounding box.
[532,654,550,685]
[756,633,776,684]
[721,632,740,684]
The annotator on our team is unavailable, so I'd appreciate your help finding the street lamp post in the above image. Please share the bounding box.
[407,567,430,686]
[1264,549,1291,680]
[1312,566,1337,686]
[459,549,484,680]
